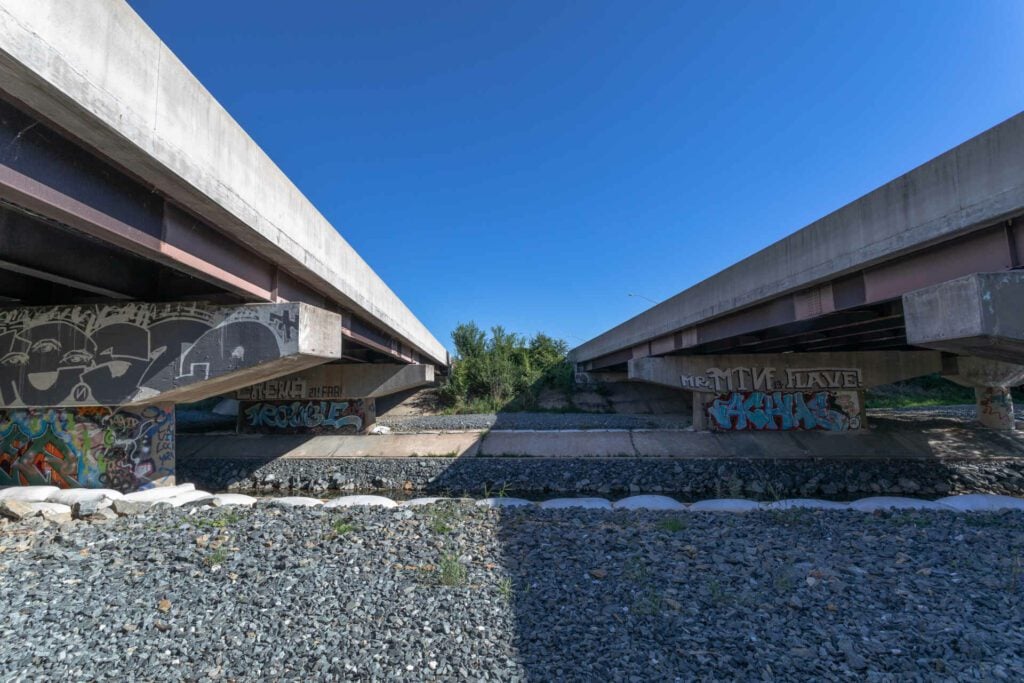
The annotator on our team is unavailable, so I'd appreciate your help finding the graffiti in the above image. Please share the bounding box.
[239,399,374,434]
[0,302,297,407]
[0,405,174,490]
[237,378,349,401]
[976,386,1014,428]
[236,377,308,401]
[707,390,861,432]
[681,367,862,393]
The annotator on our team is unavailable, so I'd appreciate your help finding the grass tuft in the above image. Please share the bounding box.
[439,552,467,587]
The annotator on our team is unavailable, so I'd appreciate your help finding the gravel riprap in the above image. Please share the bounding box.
[1,504,1022,681]
[378,412,692,432]
[181,453,1024,500]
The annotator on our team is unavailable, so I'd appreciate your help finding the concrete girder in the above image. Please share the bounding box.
[0,1,447,366]
[235,364,435,402]
[904,271,1024,365]
[943,356,1024,389]
[628,351,943,393]
[0,301,341,408]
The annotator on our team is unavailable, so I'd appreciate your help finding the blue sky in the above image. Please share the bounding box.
[128,1,1024,352]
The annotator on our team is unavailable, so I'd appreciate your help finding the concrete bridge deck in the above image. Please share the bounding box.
[0,1,446,492]
[570,114,1024,371]
[0,1,445,367]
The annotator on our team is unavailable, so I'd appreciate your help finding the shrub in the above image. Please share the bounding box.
[439,322,571,413]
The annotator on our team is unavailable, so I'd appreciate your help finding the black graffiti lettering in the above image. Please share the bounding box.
[0,304,288,406]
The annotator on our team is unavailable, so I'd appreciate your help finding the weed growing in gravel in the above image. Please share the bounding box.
[497,577,514,602]
[439,551,467,587]
[657,517,688,533]
[480,482,511,498]
[205,548,230,567]
[963,514,1005,527]
[428,505,461,535]
[331,520,356,536]
[196,511,242,529]
[763,480,783,502]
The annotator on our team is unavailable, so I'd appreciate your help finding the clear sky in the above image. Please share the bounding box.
[128,0,1024,352]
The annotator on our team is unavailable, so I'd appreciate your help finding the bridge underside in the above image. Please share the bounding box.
[579,267,1024,433]
[0,92,442,492]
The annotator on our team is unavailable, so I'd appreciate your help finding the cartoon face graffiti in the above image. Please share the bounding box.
[0,323,97,406]
[0,304,289,406]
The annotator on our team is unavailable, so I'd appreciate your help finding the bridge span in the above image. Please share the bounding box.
[0,1,445,490]
[570,113,1024,432]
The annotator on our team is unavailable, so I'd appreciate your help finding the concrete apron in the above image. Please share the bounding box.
[178,425,1024,461]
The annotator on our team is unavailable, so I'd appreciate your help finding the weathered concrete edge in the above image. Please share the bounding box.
[0,1,447,365]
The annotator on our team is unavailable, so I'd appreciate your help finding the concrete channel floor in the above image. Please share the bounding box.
[179,413,1024,462]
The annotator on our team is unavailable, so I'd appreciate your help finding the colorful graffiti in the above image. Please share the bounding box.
[0,302,296,407]
[707,390,861,432]
[239,399,373,434]
[0,405,174,490]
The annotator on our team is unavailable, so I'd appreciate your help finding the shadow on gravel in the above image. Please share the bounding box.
[491,505,1024,680]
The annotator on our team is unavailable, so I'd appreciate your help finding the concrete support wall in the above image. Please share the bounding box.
[630,351,942,433]
[0,404,173,491]
[238,398,375,435]
[0,300,341,490]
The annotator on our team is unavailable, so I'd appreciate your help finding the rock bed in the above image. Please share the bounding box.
[1,495,1023,680]
[179,455,1024,501]
[377,412,693,433]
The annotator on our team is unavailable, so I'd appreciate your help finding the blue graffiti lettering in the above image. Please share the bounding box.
[707,391,857,432]
[243,400,364,433]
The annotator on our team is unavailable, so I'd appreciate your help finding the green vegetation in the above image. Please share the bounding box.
[195,510,242,529]
[656,517,688,533]
[438,551,468,587]
[427,504,459,535]
[331,519,357,536]
[866,373,1024,409]
[438,322,573,413]
[204,548,230,567]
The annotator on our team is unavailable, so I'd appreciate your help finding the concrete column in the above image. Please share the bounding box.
[943,356,1024,431]
[975,386,1016,430]
[692,392,711,431]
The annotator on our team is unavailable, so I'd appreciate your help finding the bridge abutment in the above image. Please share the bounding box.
[630,351,943,432]
[233,363,435,434]
[0,301,340,491]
